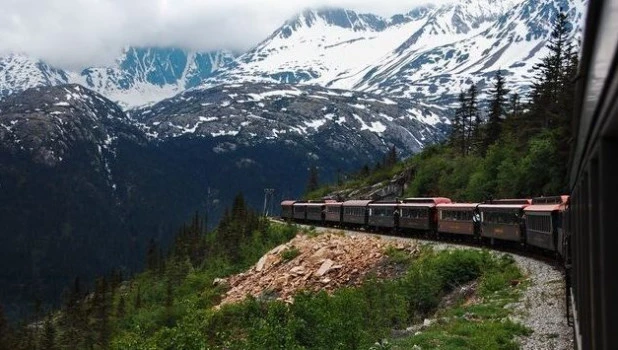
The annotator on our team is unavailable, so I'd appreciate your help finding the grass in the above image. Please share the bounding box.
[390,251,531,350]
[280,246,300,262]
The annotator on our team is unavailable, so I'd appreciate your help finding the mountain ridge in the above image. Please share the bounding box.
[0,0,585,111]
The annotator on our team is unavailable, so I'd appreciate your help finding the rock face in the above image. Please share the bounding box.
[219,232,419,306]
[132,82,448,156]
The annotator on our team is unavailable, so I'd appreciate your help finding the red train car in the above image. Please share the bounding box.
[437,203,480,236]
[479,199,531,243]
[398,197,451,232]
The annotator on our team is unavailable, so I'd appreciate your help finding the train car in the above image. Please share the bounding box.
[368,202,398,229]
[281,200,296,220]
[342,200,372,227]
[306,202,326,223]
[324,201,343,224]
[398,197,452,232]
[437,203,480,236]
[479,199,531,244]
[524,196,569,252]
[293,201,308,221]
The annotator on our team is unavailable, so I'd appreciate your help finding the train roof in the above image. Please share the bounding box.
[368,202,398,207]
[402,197,452,204]
[478,204,529,210]
[437,203,479,209]
[324,202,343,207]
[305,202,326,208]
[399,202,439,208]
[281,200,296,206]
[486,199,532,205]
[342,200,373,207]
[524,204,567,212]
[531,195,569,205]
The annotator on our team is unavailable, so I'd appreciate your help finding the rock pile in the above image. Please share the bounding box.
[218,231,418,306]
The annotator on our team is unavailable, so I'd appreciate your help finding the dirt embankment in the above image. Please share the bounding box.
[218,231,418,306]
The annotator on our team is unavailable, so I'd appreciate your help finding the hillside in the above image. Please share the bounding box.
[0,199,542,349]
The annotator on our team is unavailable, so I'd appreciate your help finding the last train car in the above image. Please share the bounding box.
[398,197,452,232]
[479,199,531,244]
[281,200,296,220]
[524,196,569,253]
[292,201,308,221]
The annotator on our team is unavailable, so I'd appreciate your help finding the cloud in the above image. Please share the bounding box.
[0,0,449,70]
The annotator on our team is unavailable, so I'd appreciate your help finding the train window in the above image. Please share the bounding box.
[401,208,428,219]
[441,210,473,221]
[344,207,365,216]
[484,211,520,224]
[326,206,340,214]
[527,214,553,233]
[370,207,394,217]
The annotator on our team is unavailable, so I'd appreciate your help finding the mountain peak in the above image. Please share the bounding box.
[276,8,387,39]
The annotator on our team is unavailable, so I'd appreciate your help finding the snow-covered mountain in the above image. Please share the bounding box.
[0,54,71,96]
[75,48,235,108]
[132,82,447,155]
[0,0,586,111]
[210,0,585,104]
[0,48,235,108]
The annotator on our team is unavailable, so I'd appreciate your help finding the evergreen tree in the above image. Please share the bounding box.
[0,305,13,350]
[116,295,126,319]
[484,70,509,152]
[306,166,319,194]
[529,10,571,129]
[451,91,467,155]
[146,238,159,272]
[41,316,56,350]
[384,145,398,168]
[134,287,142,310]
[465,84,480,155]
[165,279,174,326]
[93,277,110,348]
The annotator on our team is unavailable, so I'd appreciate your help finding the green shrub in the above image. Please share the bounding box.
[280,247,300,262]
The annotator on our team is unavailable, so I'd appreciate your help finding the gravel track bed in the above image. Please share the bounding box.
[306,225,574,349]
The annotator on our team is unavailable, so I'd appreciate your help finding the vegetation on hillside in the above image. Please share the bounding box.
[308,11,578,201]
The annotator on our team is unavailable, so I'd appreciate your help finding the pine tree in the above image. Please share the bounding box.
[484,70,509,152]
[451,91,467,156]
[466,84,479,154]
[0,305,13,350]
[165,279,174,326]
[41,316,56,350]
[93,277,110,348]
[306,165,319,194]
[146,238,159,271]
[134,286,142,310]
[529,10,571,128]
[384,145,398,168]
[116,295,126,319]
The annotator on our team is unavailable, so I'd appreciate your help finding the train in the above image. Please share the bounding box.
[281,195,569,256]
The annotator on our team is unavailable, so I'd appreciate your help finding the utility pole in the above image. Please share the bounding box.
[263,188,275,217]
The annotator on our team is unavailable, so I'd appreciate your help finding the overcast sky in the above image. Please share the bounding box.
[0,0,450,70]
